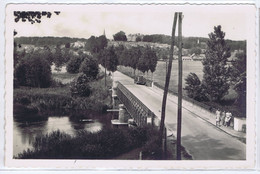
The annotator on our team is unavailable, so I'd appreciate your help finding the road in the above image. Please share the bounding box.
[113,71,246,160]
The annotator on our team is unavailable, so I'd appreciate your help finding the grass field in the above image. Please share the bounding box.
[118,60,238,102]
[118,60,204,93]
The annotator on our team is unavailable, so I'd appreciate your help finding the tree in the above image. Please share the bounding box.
[136,36,142,42]
[114,44,125,65]
[79,56,99,80]
[184,73,207,101]
[190,47,201,55]
[43,45,54,65]
[231,50,246,113]
[70,73,91,97]
[201,25,231,102]
[15,51,52,88]
[106,46,118,72]
[113,31,127,41]
[65,42,70,48]
[96,35,108,52]
[137,54,149,74]
[53,44,63,70]
[129,47,142,76]
[66,55,84,74]
[146,47,158,74]
[87,35,107,54]
[14,11,60,24]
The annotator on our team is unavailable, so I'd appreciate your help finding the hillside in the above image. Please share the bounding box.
[14,36,88,46]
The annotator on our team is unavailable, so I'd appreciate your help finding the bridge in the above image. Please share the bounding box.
[116,81,156,127]
[111,70,246,160]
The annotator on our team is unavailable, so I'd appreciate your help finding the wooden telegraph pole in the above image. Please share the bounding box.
[176,12,183,160]
[159,12,178,156]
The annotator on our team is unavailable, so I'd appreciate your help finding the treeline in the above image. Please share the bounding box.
[111,45,158,75]
[138,34,246,51]
[14,36,88,46]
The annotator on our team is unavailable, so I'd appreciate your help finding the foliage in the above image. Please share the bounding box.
[14,51,52,88]
[184,73,208,101]
[14,36,88,46]
[66,55,84,74]
[79,56,99,80]
[14,11,60,24]
[53,44,65,70]
[70,73,92,97]
[230,50,246,114]
[98,46,118,72]
[65,42,70,48]
[137,54,149,73]
[190,47,202,55]
[16,126,159,159]
[113,31,127,41]
[136,46,157,73]
[136,36,142,42]
[144,46,158,73]
[86,35,108,54]
[13,42,26,67]
[43,45,54,65]
[13,73,112,117]
[201,25,231,102]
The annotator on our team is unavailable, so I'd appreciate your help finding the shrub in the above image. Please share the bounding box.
[70,73,92,97]
[17,127,158,159]
[66,55,84,73]
[79,56,99,80]
[113,31,127,41]
[14,51,52,88]
[184,73,208,101]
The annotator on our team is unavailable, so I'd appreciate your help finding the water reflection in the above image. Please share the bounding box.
[13,113,113,157]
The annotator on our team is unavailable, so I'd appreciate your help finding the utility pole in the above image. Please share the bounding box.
[159,13,178,151]
[176,12,183,160]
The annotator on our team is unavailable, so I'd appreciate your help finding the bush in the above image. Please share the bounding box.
[14,52,52,88]
[16,127,158,159]
[66,55,84,73]
[79,57,99,80]
[113,31,127,41]
[184,73,208,101]
[13,74,112,116]
[70,73,92,97]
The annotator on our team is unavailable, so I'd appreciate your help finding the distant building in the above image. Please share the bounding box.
[72,41,85,48]
[182,56,193,61]
[127,33,144,42]
[191,53,205,61]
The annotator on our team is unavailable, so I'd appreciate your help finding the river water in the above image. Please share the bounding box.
[13,113,113,157]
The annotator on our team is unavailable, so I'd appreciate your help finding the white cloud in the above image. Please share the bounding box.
[14,5,249,40]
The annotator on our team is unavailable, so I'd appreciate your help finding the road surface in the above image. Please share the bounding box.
[113,71,246,160]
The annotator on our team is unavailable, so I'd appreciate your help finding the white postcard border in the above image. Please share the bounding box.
[4,3,257,169]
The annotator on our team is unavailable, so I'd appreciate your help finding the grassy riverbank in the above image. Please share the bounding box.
[13,75,112,121]
[16,126,164,159]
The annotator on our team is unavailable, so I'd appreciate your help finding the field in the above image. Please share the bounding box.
[118,60,237,101]
[153,60,204,93]
[118,60,203,92]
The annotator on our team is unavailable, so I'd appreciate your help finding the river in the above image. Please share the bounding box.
[13,113,114,157]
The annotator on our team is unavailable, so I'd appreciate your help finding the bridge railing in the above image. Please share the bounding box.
[116,82,156,127]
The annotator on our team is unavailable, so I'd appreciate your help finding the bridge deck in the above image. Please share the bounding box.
[113,71,246,160]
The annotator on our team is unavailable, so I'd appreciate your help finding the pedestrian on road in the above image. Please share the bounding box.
[225,111,232,127]
[215,108,221,127]
[221,110,226,126]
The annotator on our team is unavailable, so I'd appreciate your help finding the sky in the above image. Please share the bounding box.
[12,5,250,41]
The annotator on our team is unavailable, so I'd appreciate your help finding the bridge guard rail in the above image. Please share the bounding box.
[116,82,156,127]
